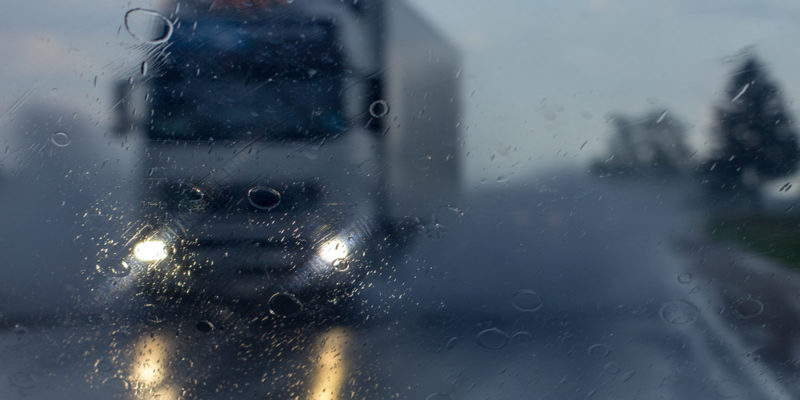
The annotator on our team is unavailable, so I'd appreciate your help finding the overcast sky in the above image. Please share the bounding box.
[3,0,800,184]
[408,0,800,184]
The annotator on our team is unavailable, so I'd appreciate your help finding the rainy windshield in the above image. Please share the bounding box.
[6,0,800,399]
[146,12,346,141]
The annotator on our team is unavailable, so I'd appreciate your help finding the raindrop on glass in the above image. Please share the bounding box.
[511,331,533,344]
[512,289,543,312]
[96,259,131,277]
[141,61,149,77]
[248,186,281,210]
[94,359,113,373]
[171,183,206,211]
[656,110,668,124]
[9,371,35,389]
[445,336,459,350]
[476,327,509,350]
[124,8,174,45]
[332,258,350,272]
[268,292,303,317]
[622,370,636,382]
[368,100,389,118]
[604,362,622,375]
[674,360,697,374]
[677,272,692,284]
[660,300,699,325]
[105,377,130,392]
[732,297,763,319]
[51,131,71,147]
[588,343,611,359]
[144,303,165,323]
[196,320,215,333]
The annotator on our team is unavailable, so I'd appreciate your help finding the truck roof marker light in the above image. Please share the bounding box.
[133,239,169,262]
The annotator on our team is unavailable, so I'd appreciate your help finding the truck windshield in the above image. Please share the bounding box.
[146,14,346,141]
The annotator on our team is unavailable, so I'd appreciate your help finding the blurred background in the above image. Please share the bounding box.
[3,0,800,399]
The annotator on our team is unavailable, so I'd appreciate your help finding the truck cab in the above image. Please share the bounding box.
[113,0,460,308]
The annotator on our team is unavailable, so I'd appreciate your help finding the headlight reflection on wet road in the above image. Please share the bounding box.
[308,327,351,400]
[130,333,178,400]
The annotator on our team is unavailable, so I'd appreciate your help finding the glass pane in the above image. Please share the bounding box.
[3,0,800,399]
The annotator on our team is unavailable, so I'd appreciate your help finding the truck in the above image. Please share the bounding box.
[111,0,460,313]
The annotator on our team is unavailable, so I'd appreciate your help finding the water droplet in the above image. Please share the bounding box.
[368,100,389,118]
[332,258,350,272]
[425,394,452,400]
[660,300,699,325]
[50,131,71,147]
[587,343,611,359]
[511,331,533,344]
[779,182,792,192]
[511,289,543,312]
[731,83,750,103]
[476,327,509,350]
[96,259,131,277]
[144,303,165,323]
[268,293,303,317]
[248,186,281,210]
[9,371,35,389]
[171,183,206,211]
[622,370,636,382]
[677,272,692,284]
[124,8,174,45]
[673,360,697,374]
[105,377,130,392]
[445,336,458,350]
[303,149,319,160]
[94,359,113,373]
[656,110,668,124]
[604,362,621,375]
[196,320,215,332]
[732,297,763,319]
[140,61,149,76]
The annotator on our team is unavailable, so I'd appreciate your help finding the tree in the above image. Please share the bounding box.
[592,109,693,178]
[706,55,799,199]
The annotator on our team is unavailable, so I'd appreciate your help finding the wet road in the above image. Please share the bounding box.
[3,111,800,398]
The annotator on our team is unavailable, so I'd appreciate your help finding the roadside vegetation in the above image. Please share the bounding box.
[707,215,800,270]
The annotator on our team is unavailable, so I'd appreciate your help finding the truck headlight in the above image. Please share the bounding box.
[318,238,349,264]
[133,240,169,262]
